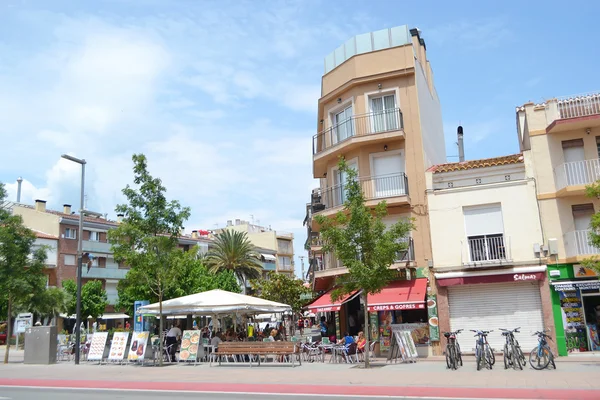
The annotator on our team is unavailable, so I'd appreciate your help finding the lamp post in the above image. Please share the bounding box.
[60,154,86,365]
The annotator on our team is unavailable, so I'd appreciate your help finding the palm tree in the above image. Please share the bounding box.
[205,230,263,294]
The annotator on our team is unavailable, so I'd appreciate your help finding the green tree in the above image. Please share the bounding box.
[108,154,191,366]
[251,273,313,316]
[63,280,107,321]
[0,182,48,363]
[28,287,68,325]
[583,183,600,273]
[314,158,414,368]
[116,248,240,316]
[205,230,263,294]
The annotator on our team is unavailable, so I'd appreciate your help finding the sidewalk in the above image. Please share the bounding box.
[1,348,600,391]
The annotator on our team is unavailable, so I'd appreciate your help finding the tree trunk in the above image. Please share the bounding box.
[241,275,247,295]
[4,297,12,364]
[362,292,370,369]
[158,292,163,367]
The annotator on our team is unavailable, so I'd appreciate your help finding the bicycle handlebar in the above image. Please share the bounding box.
[499,327,520,333]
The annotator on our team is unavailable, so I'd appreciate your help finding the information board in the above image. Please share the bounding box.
[87,332,108,361]
[179,330,201,362]
[108,331,129,361]
[127,331,149,361]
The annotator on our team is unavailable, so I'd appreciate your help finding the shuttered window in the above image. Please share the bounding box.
[463,204,504,236]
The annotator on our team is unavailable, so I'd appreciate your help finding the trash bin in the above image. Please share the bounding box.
[24,326,57,364]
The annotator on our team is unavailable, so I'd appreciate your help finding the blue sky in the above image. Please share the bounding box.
[1,0,599,277]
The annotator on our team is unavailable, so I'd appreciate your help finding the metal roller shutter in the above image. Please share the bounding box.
[448,282,544,352]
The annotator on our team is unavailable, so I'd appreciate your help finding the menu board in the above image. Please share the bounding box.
[427,294,440,342]
[108,332,129,361]
[127,331,149,361]
[87,332,108,361]
[179,330,201,362]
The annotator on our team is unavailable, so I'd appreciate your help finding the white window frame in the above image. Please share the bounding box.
[89,231,100,242]
[328,98,355,145]
[64,254,76,265]
[369,150,406,198]
[364,87,401,132]
[65,228,76,240]
[330,157,358,207]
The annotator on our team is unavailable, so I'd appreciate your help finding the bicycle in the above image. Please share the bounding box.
[529,330,556,370]
[471,330,494,370]
[443,329,463,370]
[500,327,526,370]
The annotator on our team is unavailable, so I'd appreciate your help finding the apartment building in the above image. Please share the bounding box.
[305,25,445,354]
[220,219,295,276]
[426,151,555,353]
[516,92,600,355]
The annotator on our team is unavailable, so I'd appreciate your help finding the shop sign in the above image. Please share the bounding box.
[573,264,598,278]
[315,306,340,313]
[427,294,440,342]
[513,273,538,281]
[559,291,585,329]
[554,281,600,291]
[368,303,425,312]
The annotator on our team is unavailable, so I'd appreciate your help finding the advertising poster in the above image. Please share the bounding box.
[392,323,429,346]
[379,311,394,352]
[369,313,379,342]
[127,331,149,361]
[587,324,600,351]
[560,290,585,329]
[179,330,201,362]
[427,294,439,342]
[401,330,419,359]
[334,313,340,341]
[87,332,108,361]
[573,265,598,278]
[108,332,130,361]
[133,300,150,332]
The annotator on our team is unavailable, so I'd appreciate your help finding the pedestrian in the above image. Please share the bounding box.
[320,316,328,338]
[165,322,182,361]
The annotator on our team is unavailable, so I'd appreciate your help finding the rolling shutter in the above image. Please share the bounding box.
[448,282,544,351]
[463,205,504,236]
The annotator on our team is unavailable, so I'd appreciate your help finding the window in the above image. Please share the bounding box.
[277,239,292,254]
[65,228,76,240]
[332,161,357,206]
[333,105,354,142]
[278,256,292,270]
[91,257,99,267]
[64,254,76,265]
[370,94,398,132]
[89,231,100,241]
[463,205,506,262]
[596,137,600,158]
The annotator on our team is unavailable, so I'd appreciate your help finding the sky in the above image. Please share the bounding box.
[1,0,599,277]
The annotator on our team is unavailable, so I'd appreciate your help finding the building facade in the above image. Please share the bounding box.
[516,92,600,355]
[305,25,445,355]
[220,219,295,276]
[426,153,556,353]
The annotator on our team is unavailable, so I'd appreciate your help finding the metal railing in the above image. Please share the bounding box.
[319,173,408,210]
[313,108,404,155]
[557,92,600,119]
[554,159,600,191]
[564,229,600,257]
[464,235,511,264]
[396,238,415,262]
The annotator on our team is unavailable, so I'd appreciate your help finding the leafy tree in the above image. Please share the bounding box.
[583,183,600,273]
[0,182,48,363]
[314,158,414,368]
[116,248,240,316]
[205,230,263,294]
[63,280,107,321]
[108,154,191,366]
[28,287,68,325]
[251,273,313,316]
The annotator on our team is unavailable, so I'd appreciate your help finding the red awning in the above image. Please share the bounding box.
[367,278,427,312]
[306,289,360,313]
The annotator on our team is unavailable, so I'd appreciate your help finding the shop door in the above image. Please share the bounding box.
[448,281,544,351]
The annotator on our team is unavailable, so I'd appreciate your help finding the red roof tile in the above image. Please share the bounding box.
[33,230,58,240]
[428,153,524,174]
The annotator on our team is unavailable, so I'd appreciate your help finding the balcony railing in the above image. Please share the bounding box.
[82,240,112,254]
[82,267,128,280]
[319,173,408,210]
[557,92,600,120]
[396,238,415,263]
[564,229,600,257]
[463,234,511,265]
[555,159,600,191]
[313,108,404,155]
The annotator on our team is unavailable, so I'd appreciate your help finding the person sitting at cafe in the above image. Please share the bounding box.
[356,331,367,353]
[338,332,354,346]
[211,332,223,349]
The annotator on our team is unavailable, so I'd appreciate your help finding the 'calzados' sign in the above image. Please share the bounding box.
[514,273,537,281]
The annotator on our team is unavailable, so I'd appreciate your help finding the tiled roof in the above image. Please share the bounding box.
[33,230,58,240]
[428,154,524,174]
[15,204,118,226]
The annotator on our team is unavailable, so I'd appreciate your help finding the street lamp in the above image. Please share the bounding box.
[60,154,86,365]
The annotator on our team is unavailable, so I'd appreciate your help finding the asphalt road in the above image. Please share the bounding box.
[0,388,475,400]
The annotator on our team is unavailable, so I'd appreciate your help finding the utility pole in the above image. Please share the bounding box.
[299,256,306,280]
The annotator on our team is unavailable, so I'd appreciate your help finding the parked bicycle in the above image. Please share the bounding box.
[500,327,526,370]
[443,329,463,370]
[529,330,556,370]
[471,330,494,370]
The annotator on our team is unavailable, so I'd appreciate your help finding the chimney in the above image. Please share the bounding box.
[63,204,72,214]
[191,230,198,239]
[16,177,23,203]
[34,199,46,212]
[179,227,185,236]
[235,219,241,225]
[117,213,124,223]
[226,220,232,227]
[457,126,465,162]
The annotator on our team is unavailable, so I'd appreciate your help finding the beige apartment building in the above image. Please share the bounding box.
[305,25,446,354]
[516,92,600,355]
[220,219,295,276]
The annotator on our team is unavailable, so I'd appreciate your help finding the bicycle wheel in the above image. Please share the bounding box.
[547,346,556,369]
[486,347,494,369]
[529,346,550,370]
[445,345,454,369]
[487,344,496,365]
[516,345,526,367]
[512,345,522,370]
[503,344,509,369]
[456,343,463,367]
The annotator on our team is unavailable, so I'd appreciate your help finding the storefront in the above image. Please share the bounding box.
[436,266,549,352]
[547,264,600,355]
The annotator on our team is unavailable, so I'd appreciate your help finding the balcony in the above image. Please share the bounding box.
[554,159,600,194]
[82,240,112,254]
[261,261,276,271]
[316,173,409,217]
[81,267,128,280]
[546,92,600,133]
[564,229,600,258]
[463,235,512,266]
[313,109,404,176]
[276,231,294,239]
